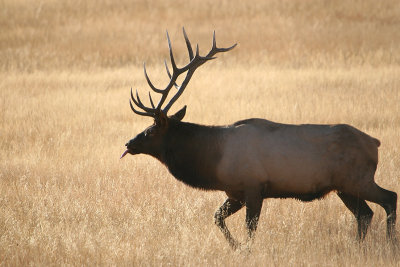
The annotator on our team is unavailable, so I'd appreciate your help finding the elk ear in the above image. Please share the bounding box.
[170,105,187,121]
[155,110,169,127]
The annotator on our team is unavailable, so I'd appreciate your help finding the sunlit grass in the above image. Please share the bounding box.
[1,0,400,265]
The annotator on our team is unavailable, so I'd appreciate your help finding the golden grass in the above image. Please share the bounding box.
[1,0,400,265]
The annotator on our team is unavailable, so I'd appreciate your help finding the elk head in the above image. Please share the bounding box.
[121,28,236,160]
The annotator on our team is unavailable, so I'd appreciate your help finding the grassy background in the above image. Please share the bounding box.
[1,0,400,265]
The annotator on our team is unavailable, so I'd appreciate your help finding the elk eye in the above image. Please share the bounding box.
[145,129,155,137]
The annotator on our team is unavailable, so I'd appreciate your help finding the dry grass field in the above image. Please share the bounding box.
[1,0,400,265]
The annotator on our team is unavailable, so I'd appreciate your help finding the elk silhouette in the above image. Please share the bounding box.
[121,28,397,249]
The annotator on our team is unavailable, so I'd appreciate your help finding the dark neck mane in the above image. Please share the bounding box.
[158,121,229,190]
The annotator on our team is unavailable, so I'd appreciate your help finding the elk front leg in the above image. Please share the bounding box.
[245,187,263,244]
[214,198,244,249]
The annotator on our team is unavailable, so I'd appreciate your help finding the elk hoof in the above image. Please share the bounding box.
[228,239,241,250]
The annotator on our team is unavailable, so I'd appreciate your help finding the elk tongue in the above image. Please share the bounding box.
[120,149,130,159]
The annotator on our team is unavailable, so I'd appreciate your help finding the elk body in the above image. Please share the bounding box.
[121,29,397,249]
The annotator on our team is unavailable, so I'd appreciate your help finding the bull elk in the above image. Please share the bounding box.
[121,28,397,249]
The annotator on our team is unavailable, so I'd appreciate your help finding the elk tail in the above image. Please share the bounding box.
[372,137,381,147]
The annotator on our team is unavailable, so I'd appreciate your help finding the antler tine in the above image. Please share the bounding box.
[206,31,237,57]
[214,42,237,53]
[164,59,179,89]
[166,31,178,72]
[135,90,149,111]
[130,88,154,113]
[148,92,156,109]
[183,27,194,60]
[144,63,164,94]
[195,44,200,58]
[212,30,217,50]
[130,100,154,117]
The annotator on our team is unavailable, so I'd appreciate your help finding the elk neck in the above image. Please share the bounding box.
[157,120,229,191]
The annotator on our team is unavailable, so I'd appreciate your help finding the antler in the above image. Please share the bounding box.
[130,28,236,118]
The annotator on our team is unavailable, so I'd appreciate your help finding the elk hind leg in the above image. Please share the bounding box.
[358,182,397,241]
[214,198,244,249]
[337,192,373,240]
